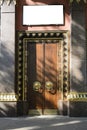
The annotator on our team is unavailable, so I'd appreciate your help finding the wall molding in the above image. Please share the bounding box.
[17,30,70,101]
[68,92,87,101]
[0,93,17,101]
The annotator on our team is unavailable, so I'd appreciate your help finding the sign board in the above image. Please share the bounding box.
[23,5,64,26]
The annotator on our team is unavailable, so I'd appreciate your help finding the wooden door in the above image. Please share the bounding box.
[27,41,62,115]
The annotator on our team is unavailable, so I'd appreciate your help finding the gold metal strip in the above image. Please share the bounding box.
[22,39,28,101]
[68,92,87,101]
[23,39,25,101]
[59,40,64,99]
[63,32,70,100]
[17,32,23,101]
[0,93,17,101]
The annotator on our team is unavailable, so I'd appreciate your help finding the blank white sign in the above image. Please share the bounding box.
[23,5,64,25]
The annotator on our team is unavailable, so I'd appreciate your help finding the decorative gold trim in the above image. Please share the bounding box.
[68,92,87,101]
[0,93,17,101]
[63,32,69,100]
[17,32,23,101]
[17,31,70,101]
[58,41,63,94]
[33,81,42,91]
[23,40,28,101]
[45,81,54,91]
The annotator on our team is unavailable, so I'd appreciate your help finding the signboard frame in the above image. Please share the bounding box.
[23,5,64,26]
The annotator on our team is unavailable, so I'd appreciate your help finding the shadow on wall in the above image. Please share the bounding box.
[31,0,70,14]
[71,1,87,92]
[0,44,14,92]
[0,43,16,116]
[68,1,87,117]
[27,43,58,111]
[0,3,16,116]
[0,102,17,117]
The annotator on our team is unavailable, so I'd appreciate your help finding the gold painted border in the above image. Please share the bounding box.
[0,93,17,102]
[17,31,70,101]
[68,92,87,101]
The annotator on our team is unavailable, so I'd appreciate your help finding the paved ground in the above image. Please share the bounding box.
[0,115,87,130]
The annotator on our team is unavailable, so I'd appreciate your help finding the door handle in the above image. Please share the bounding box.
[33,81,42,92]
[45,81,54,91]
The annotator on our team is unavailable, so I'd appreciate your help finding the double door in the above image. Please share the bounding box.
[27,41,62,115]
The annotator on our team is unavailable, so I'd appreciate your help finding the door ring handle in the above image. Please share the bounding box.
[33,81,42,91]
[45,81,54,91]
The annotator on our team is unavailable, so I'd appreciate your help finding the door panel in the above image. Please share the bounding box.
[28,41,62,115]
[28,43,43,112]
[36,43,44,110]
[44,43,58,110]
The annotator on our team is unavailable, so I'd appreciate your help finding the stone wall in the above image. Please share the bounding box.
[69,1,87,116]
[0,3,17,116]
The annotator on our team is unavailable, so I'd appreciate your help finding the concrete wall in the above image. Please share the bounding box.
[0,3,17,116]
[69,1,87,116]
[0,3,15,92]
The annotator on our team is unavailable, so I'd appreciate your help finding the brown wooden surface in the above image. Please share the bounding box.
[44,43,58,109]
[28,42,62,115]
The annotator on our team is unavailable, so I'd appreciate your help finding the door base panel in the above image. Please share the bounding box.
[28,109,42,115]
[44,109,58,115]
[28,109,58,115]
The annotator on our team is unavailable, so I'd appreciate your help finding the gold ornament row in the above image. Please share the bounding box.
[62,32,69,99]
[68,92,87,101]
[0,93,17,101]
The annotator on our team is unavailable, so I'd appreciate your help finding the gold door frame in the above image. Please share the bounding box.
[16,31,70,103]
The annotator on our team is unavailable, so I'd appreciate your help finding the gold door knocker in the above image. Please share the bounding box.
[45,81,54,91]
[33,81,42,91]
